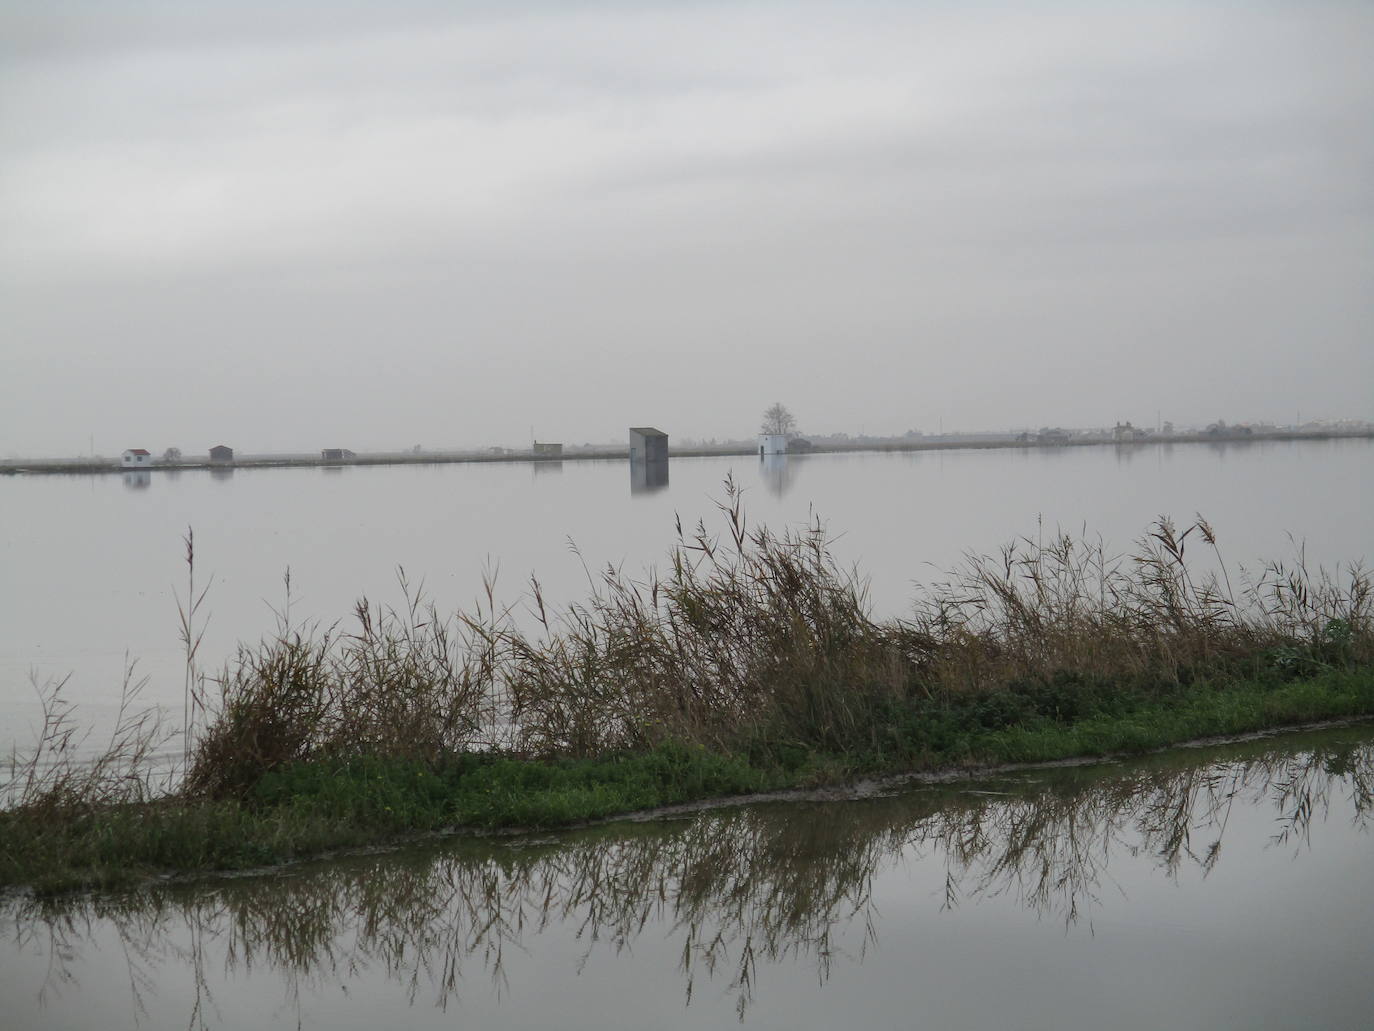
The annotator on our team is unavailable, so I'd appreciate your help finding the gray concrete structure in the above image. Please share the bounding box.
[629,427,668,463]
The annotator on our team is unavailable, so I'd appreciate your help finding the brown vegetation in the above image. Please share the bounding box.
[181,478,1371,797]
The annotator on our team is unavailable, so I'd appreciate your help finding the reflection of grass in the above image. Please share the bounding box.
[2,481,1372,894]
[10,730,1372,1021]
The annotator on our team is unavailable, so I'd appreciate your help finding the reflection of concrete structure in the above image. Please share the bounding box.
[209,444,234,463]
[759,452,795,497]
[532,460,563,476]
[532,442,563,458]
[122,469,151,489]
[758,433,787,456]
[121,448,151,468]
[631,458,669,495]
[210,465,235,480]
[629,427,668,463]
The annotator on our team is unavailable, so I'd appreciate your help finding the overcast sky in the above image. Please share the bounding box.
[2,0,1371,456]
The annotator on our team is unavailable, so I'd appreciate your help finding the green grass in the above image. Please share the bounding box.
[4,664,1371,897]
[252,741,784,831]
[966,667,1374,765]
[856,665,1374,768]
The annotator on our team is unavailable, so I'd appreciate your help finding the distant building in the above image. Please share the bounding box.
[1205,422,1252,438]
[533,442,563,458]
[1036,428,1071,445]
[121,448,151,468]
[1113,422,1145,443]
[321,448,356,462]
[209,445,234,464]
[757,433,788,456]
[629,427,668,463]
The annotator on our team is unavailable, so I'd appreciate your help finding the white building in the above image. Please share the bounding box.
[757,433,788,455]
[121,448,151,467]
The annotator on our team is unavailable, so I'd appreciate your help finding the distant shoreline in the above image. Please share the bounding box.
[3,428,1371,476]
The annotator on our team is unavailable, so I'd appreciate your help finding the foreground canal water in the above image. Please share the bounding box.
[2,723,1371,1029]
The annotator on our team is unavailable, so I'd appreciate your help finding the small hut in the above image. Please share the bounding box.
[757,433,788,456]
[629,427,668,463]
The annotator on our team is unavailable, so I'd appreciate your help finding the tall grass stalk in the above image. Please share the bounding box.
[175,527,212,772]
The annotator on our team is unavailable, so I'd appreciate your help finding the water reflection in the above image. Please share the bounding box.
[5,728,1372,1026]
[121,470,151,490]
[758,452,796,497]
[1112,442,1145,465]
[630,458,668,495]
[532,460,563,478]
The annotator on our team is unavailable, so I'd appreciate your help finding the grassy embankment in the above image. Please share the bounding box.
[3,481,1371,894]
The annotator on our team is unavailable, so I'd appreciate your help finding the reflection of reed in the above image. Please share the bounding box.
[920,735,1373,926]
[9,733,1372,1021]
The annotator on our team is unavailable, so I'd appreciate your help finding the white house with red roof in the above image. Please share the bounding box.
[121,448,151,468]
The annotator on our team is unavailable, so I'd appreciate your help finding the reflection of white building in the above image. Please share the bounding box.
[759,451,795,497]
[758,433,788,455]
[121,448,151,467]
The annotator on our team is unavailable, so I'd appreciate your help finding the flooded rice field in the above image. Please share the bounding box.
[3,723,1372,1029]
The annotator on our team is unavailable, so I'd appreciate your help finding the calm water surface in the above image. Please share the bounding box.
[2,723,1371,1030]
[1,438,1371,755]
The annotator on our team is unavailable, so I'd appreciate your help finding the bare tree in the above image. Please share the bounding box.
[760,403,797,437]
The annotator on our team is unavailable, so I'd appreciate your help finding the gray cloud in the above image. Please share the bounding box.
[2,1,1371,455]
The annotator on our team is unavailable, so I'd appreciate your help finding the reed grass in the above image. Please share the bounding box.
[187,478,1370,788]
[2,479,1371,892]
